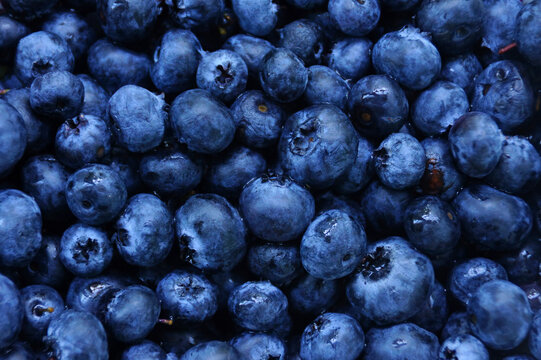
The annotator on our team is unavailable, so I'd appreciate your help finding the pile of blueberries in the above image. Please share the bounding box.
[1,0,541,359]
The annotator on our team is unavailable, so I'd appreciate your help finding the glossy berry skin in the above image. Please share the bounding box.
[363,323,439,360]
[416,0,484,54]
[450,257,508,306]
[248,243,301,286]
[481,0,522,54]
[98,0,159,44]
[327,37,372,81]
[20,285,64,341]
[104,285,160,343]
[60,223,113,277]
[278,19,324,66]
[151,29,202,95]
[240,175,315,243]
[440,53,483,95]
[228,281,289,332]
[404,196,460,256]
[304,65,349,110]
[170,89,235,154]
[347,75,408,139]
[374,133,425,190]
[45,310,108,360]
[279,105,358,189]
[410,281,448,334]
[109,85,166,153]
[468,280,533,350]
[21,155,71,221]
[222,34,275,77]
[114,193,174,268]
[328,0,380,36]
[87,39,151,94]
[260,48,308,104]
[300,313,364,360]
[372,26,441,90]
[334,135,374,194]
[66,275,128,315]
[449,112,504,178]
[0,189,42,268]
[0,99,27,179]
[472,60,534,132]
[0,274,23,350]
[166,0,224,30]
[175,194,246,271]
[301,210,367,280]
[453,185,532,251]
[22,236,68,289]
[180,341,242,360]
[412,81,469,136]
[14,31,74,86]
[516,0,541,66]
[78,75,109,120]
[230,90,285,149]
[232,0,278,36]
[65,164,127,225]
[42,11,96,60]
[230,332,286,360]
[55,115,112,169]
[205,146,266,199]
[438,335,489,360]
[485,136,541,194]
[122,341,170,360]
[157,270,218,322]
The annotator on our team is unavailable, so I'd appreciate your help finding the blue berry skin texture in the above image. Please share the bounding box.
[328,0,380,37]
[0,274,23,350]
[516,0,541,66]
[232,0,278,36]
[438,334,489,360]
[0,99,27,179]
[20,284,64,341]
[230,332,286,360]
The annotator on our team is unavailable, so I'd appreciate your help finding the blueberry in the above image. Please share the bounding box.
[166,0,225,30]
[248,242,301,286]
[372,26,441,90]
[45,310,108,360]
[20,285,63,341]
[2,88,51,154]
[360,180,413,234]
[289,273,337,315]
[103,285,160,343]
[304,65,350,110]
[22,235,68,289]
[239,175,315,242]
[279,104,358,188]
[363,323,439,360]
[122,341,169,360]
[453,185,533,251]
[499,237,541,284]
[481,0,522,54]
[205,146,266,199]
[170,89,235,154]
[442,312,473,340]
[0,15,28,65]
[55,114,112,169]
[175,194,246,271]
[97,0,159,44]
[232,0,278,36]
[0,99,27,178]
[77,75,110,120]
[42,11,97,60]
[374,133,425,190]
[404,196,460,256]
[66,275,128,315]
[230,90,285,149]
[196,49,248,103]
[59,223,113,277]
[416,0,484,54]
[139,144,203,196]
[180,341,242,360]
[328,0,380,36]
[0,189,42,268]
[151,29,202,95]
[114,193,174,267]
[516,0,541,66]
[222,34,275,77]
[410,281,449,334]
[347,237,435,325]
[3,0,58,22]
[471,60,534,132]
[300,313,364,360]
[260,48,308,103]
[14,31,74,86]
[65,164,127,225]
[420,138,465,200]
[106,148,143,195]
[0,274,23,350]
[347,75,409,139]
[449,112,504,178]
[316,192,366,227]
[87,39,151,94]
[230,332,286,360]
[440,53,483,95]
[327,37,372,81]
[468,280,532,350]
[157,270,218,322]
[438,335,489,360]
[485,136,541,194]
[278,19,324,66]
[301,209,367,280]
